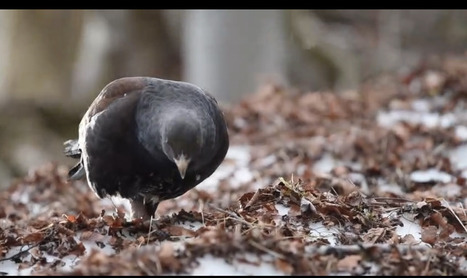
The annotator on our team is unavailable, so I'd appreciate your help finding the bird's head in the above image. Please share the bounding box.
[161,114,203,179]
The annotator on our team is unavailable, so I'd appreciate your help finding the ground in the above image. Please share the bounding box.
[1,57,467,275]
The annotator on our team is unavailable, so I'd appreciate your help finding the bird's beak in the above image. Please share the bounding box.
[174,155,190,179]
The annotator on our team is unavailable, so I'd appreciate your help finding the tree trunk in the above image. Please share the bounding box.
[182,10,287,104]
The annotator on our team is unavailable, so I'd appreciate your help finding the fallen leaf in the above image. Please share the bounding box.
[421,226,438,245]
[275,258,294,275]
[337,255,362,271]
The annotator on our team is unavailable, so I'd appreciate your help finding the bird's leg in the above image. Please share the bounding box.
[130,197,152,221]
[129,196,160,222]
[144,200,160,220]
[130,197,170,240]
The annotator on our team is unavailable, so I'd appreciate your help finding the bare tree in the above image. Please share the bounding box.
[182,10,287,103]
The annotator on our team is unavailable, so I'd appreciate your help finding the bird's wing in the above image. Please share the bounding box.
[78,77,152,153]
[64,78,151,182]
[77,77,158,197]
[81,77,151,123]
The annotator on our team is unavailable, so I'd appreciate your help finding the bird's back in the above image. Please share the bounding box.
[65,77,229,219]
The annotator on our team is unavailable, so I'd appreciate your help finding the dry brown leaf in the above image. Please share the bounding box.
[337,255,362,271]
[164,226,197,237]
[158,242,182,272]
[362,228,387,244]
[275,258,294,275]
[401,234,419,245]
[421,226,438,245]
[21,232,44,244]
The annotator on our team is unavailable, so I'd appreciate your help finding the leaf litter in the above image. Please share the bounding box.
[1,56,467,275]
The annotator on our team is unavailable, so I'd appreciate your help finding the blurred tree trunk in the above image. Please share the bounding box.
[0,10,84,103]
[71,10,181,104]
[0,10,183,187]
[182,10,287,104]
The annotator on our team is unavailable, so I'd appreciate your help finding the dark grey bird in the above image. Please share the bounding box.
[64,77,229,220]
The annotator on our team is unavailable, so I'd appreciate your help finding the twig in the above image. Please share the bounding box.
[421,253,433,276]
[146,216,155,245]
[208,204,253,227]
[371,196,413,203]
[0,228,54,262]
[306,243,431,256]
[441,199,467,234]
[136,258,156,275]
[0,243,40,262]
[198,199,206,227]
[248,240,286,259]
[244,189,260,209]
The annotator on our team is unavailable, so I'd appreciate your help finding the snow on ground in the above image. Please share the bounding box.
[196,145,254,192]
[192,253,285,276]
[2,91,467,275]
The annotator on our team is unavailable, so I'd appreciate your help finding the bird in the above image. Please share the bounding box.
[64,77,229,220]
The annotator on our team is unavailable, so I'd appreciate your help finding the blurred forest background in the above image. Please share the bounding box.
[0,9,466,189]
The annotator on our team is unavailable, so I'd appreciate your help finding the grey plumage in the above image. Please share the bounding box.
[64,77,229,220]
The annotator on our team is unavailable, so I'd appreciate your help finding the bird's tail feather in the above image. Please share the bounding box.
[64,139,81,159]
[64,139,85,180]
[68,160,86,180]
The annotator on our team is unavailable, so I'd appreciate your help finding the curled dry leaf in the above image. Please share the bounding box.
[337,255,362,272]
[274,258,294,275]
[421,225,439,245]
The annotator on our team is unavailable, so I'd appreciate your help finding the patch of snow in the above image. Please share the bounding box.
[309,222,338,246]
[346,161,363,172]
[313,154,362,175]
[76,233,116,256]
[257,154,277,168]
[0,245,83,276]
[296,164,307,176]
[0,246,35,275]
[432,183,462,199]
[455,125,467,141]
[225,145,251,166]
[411,99,431,112]
[197,163,235,191]
[395,213,425,243]
[410,169,453,183]
[232,167,254,186]
[377,110,456,129]
[197,144,253,192]
[377,179,404,196]
[176,220,204,231]
[348,172,369,194]
[313,153,336,174]
[250,179,269,191]
[10,190,30,204]
[275,203,290,216]
[1,258,30,275]
[191,253,285,275]
[451,145,467,171]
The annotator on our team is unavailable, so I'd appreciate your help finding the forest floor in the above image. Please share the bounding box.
[1,57,467,275]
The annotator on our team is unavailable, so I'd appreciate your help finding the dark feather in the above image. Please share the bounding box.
[68,160,86,180]
[64,77,229,220]
[63,139,81,159]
